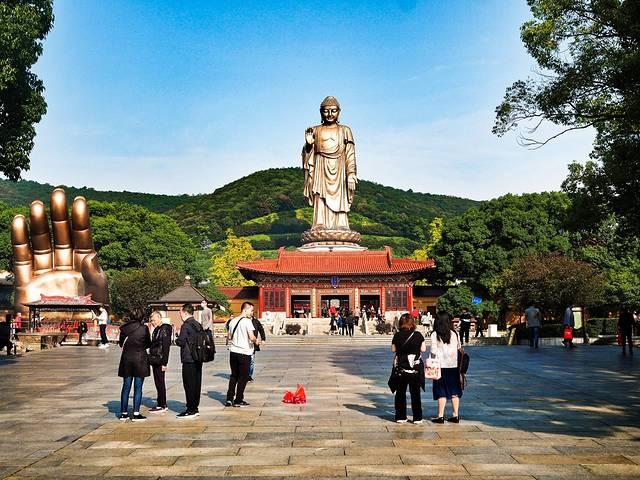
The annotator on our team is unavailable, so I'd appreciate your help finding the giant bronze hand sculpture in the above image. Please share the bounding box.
[11,188,109,314]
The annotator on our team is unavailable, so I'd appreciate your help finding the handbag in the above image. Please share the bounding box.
[425,354,441,380]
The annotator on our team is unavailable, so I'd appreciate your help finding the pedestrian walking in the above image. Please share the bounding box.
[524,303,541,349]
[148,312,173,413]
[77,320,88,345]
[429,312,463,423]
[338,313,345,335]
[249,315,266,381]
[117,310,151,422]
[458,308,472,345]
[199,300,213,331]
[346,313,355,337]
[618,308,634,355]
[0,315,13,355]
[226,302,257,407]
[329,314,337,335]
[95,306,110,349]
[474,315,485,338]
[390,313,425,424]
[562,305,575,348]
[175,304,204,418]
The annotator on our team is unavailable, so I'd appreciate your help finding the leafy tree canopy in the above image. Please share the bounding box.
[501,252,606,319]
[110,266,183,315]
[0,0,53,179]
[209,229,261,287]
[494,0,640,233]
[88,201,200,277]
[432,192,572,297]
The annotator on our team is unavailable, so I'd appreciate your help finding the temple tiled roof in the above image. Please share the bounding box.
[23,294,103,307]
[236,246,434,276]
[148,277,211,304]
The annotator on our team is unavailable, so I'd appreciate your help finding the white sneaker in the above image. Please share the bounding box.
[396,419,408,423]
[98,344,106,349]
[413,420,424,425]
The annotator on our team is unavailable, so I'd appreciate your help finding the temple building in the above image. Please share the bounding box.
[222,246,437,321]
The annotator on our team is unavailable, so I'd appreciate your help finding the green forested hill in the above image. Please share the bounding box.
[0,168,480,257]
[168,168,480,249]
[0,179,192,212]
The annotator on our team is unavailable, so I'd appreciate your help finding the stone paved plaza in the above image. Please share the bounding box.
[0,337,639,479]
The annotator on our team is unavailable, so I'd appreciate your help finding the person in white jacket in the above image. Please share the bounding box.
[428,312,463,423]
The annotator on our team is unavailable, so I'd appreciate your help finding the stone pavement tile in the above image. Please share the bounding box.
[60,456,178,466]
[193,439,293,448]
[554,446,640,456]
[512,454,634,465]
[628,456,640,464]
[449,446,560,455]
[174,455,290,466]
[409,477,533,480]
[104,465,228,477]
[290,454,402,465]
[494,438,601,447]
[130,447,238,457]
[293,439,395,448]
[436,431,537,440]
[401,454,517,465]
[14,465,111,477]
[149,432,246,441]
[204,426,296,433]
[346,447,452,457]
[90,440,193,449]
[347,464,468,476]
[53,447,136,457]
[583,464,640,475]
[80,433,155,442]
[238,447,344,456]
[463,463,592,477]
[342,432,394,440]
[595,439,640,447]
[0,466,23,478]
[226,465,346,476]
[295,425,388,433]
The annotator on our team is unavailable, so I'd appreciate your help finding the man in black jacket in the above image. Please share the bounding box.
[175,304,203,418]
[249,316,266,381]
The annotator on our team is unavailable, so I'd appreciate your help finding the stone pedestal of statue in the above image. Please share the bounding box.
[298,227,366,252]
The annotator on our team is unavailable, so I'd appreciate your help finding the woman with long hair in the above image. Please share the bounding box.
[391,313,426,423]
[429,311,462,423]
[117,309,151,422]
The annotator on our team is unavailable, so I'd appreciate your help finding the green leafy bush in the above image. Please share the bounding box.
[585,318,619,337]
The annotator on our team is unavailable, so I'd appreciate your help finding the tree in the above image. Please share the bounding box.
[412,217,443,260]
[494,0,640,233]
[0,0,53,179]
[110,266,183,315]
[501,252,606,320]
[432,192,572,297]
[88,201,199,276]
[209,229,261,287]
[436,285,474,317]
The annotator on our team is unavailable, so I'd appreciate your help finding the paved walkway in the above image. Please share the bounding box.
[0,337,639,479]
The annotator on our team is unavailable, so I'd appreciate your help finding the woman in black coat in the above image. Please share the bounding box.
[148,311,173,413]
[118,310,151,422]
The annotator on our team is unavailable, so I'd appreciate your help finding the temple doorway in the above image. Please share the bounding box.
[320,295,349,317]
[360,294,380,313]
[291,295,311,318]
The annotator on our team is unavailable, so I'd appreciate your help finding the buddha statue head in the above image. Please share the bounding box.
[320,96,341,125]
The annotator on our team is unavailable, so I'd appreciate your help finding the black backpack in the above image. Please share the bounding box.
[190,322,216,363]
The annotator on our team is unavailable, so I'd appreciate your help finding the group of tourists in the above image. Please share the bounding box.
[390,312,466,424]
[328,307,357,336]
[116,300,266,422]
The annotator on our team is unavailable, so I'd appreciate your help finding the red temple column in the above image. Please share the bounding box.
[407,285,413,311]
[258,287,264,317]
[285,287,291,316]
[380,286,386,314]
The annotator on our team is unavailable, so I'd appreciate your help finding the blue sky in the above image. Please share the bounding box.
[29,0,594,200]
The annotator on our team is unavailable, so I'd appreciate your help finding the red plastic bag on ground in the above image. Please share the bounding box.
[282,384,307,404]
